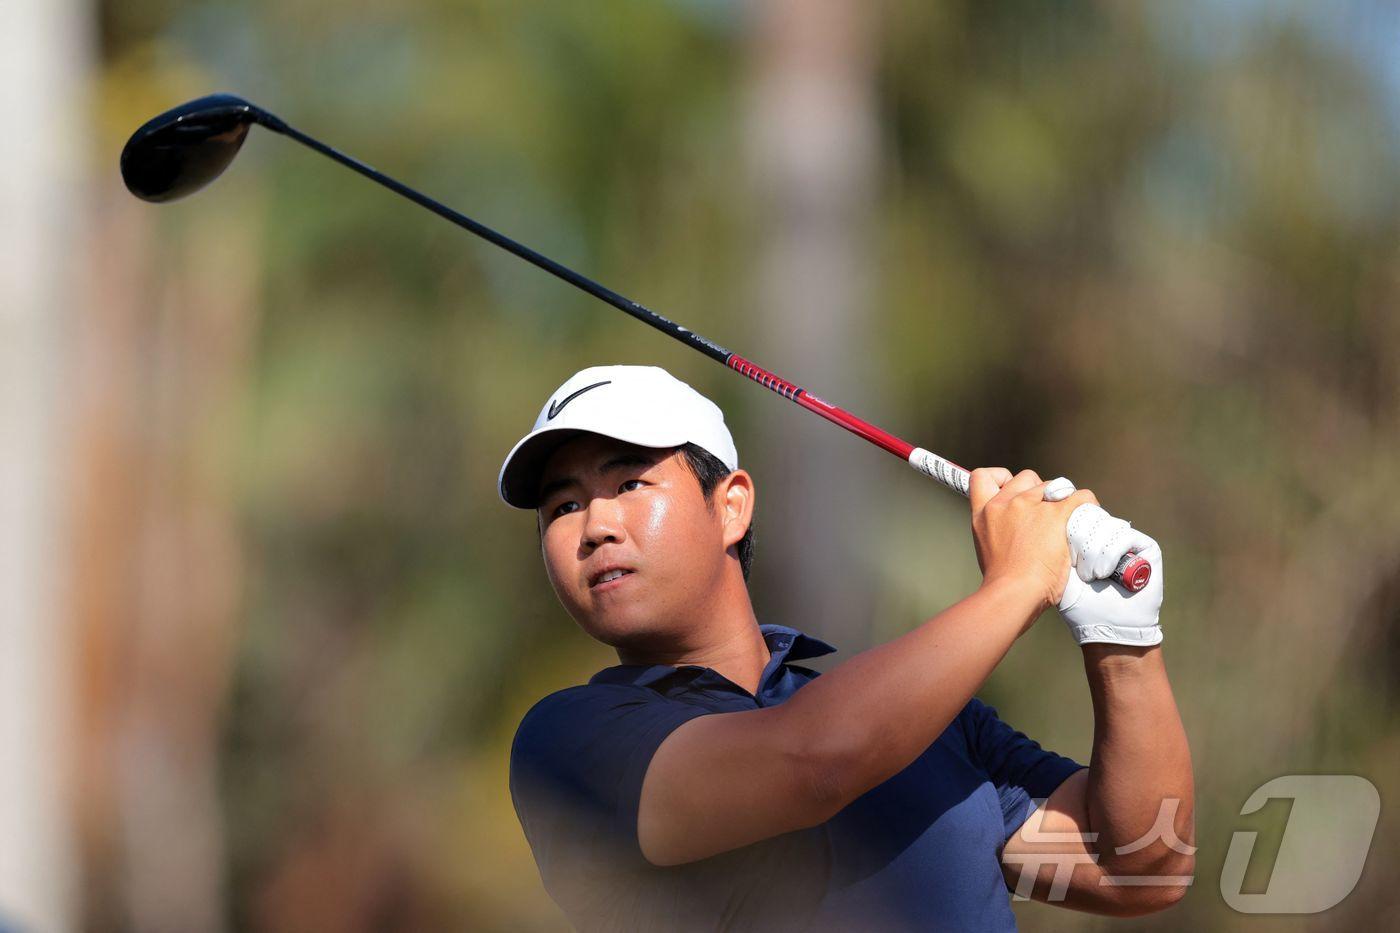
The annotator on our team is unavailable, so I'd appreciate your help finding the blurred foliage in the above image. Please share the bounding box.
[93,0,1400,929]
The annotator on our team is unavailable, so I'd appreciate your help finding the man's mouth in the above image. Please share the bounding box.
[589,567,636,589]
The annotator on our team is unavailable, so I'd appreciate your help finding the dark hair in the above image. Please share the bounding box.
[677,443,755,581]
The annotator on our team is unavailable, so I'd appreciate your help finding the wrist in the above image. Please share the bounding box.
[1081,642,1161,677]
[977,574,1050,631]
[1081,641,1169,700]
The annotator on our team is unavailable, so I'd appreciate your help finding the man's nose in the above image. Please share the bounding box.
[582,497,626,550]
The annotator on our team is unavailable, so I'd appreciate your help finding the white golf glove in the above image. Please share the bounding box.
[1043,479,1164,647]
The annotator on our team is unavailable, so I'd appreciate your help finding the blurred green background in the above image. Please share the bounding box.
[9,0,1398,929]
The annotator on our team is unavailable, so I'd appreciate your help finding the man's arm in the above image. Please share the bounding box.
[1000,643,1195,916]
[639,468,1086,867]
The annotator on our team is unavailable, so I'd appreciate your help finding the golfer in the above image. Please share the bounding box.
[503,365,1193,931]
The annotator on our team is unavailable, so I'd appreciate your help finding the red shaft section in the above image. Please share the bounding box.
[727,354,915,460]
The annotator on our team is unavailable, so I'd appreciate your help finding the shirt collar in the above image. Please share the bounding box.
[588,623,837,692]
[757,622,837,663]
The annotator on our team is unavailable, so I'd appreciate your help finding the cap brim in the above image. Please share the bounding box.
[497,427,588,509]
[497,424,695,509]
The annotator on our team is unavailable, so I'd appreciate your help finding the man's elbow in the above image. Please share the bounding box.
[1111,883,1189,917]
[1104,852,1194,916]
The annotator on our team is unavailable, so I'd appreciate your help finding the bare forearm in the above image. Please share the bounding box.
[1082,645,1195,877]
[781,577,1043,811]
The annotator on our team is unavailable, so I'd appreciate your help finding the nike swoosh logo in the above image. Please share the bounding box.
[547,380,611,420]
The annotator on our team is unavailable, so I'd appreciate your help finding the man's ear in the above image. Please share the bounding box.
[718,469,754,549]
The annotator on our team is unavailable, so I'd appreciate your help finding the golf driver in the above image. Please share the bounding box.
[119,93,1150,592]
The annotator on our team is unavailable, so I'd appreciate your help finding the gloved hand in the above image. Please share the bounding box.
[1043,479,1164,646]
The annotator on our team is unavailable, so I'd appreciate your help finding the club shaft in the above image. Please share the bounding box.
[262,111,1146,593]
[268,113,1151,597]
[260,111,974,499]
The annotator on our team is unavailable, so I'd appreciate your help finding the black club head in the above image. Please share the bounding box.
[120,94,266,202]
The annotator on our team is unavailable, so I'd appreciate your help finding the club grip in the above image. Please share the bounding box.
[1114,552,1152,592]
[907,450,1152,593]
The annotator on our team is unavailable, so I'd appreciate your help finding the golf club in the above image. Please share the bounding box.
[119,93,1150,592]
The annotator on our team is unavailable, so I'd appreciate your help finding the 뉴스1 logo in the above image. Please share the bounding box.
[547,381,611,420]
[1005,773,1380,915]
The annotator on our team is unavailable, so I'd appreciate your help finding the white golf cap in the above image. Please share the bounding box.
[498,364,739,509]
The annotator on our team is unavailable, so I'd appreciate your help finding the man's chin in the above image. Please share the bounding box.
[580,611,672,654]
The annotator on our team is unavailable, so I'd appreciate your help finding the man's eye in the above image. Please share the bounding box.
[551,500,581,519]
[619,479,646,494]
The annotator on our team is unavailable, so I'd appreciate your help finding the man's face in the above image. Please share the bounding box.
[535,434,734,650]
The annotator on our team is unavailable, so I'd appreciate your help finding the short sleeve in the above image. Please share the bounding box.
[962,698,1086,842]
[509,685,711,863]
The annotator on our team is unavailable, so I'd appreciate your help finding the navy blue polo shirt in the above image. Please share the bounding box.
[510,623,1085,931]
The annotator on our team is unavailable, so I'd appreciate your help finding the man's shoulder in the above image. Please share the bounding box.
[950,696,1031,748]
[958,695,995,723]
[516,682,655,729]
[927,697,999,758]
[510,681,683,762]
[508,680,712,836]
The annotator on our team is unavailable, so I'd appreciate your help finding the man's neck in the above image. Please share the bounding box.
[615,576,771,696]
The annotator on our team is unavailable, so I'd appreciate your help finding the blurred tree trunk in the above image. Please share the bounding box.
[0,0,87,928]
[71,138,261,931]
[745,0,881,651]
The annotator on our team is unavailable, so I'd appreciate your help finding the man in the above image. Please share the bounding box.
[502,365,1193,931]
